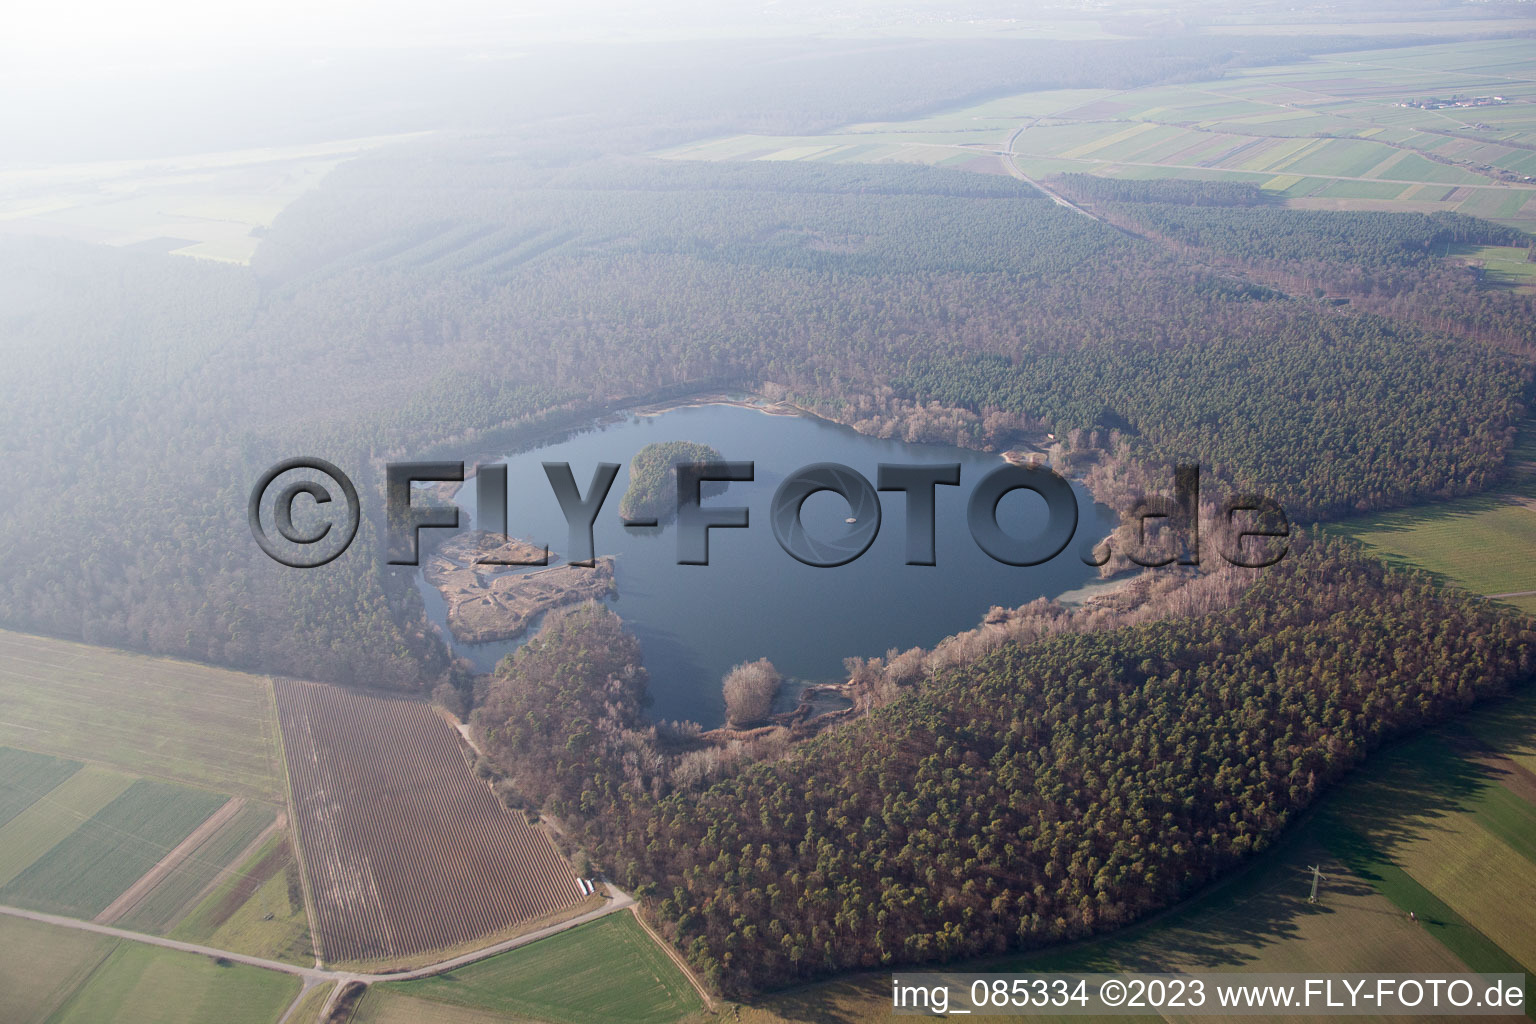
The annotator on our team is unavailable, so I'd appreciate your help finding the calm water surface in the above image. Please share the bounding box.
[415,403,1117,725]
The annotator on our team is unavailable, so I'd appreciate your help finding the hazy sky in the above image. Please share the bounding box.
[7,1,539,77]
[1,0,1092,83]
[0,0,884,81]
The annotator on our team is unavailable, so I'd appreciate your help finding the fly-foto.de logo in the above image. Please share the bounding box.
[249,458,1288,570]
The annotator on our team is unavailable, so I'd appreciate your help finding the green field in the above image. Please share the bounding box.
[1313,702,1536,1010]
[659,38,1536,232]
[172,835,315,966]
[47,937,300,1024]
[1333,422,1536,614]
[285,982,336,1023]
[0,912,304,1024]
[358,913,703,1024]
[118,801,277,933]
[0,633,296,943]
[0,778,228,918]
[1449,242,1536,291]
[0,913,118,1024]
[1334,498,1536,607]
[0,630,283,799]
[0,747,80,829]
[0,764,136,888]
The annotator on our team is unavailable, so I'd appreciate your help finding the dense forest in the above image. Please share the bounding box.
[475,539,1535,993]
[1,147,1530,684]
[1052,174,1536,354]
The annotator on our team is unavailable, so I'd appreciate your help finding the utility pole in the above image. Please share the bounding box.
[1307,864,1326,904]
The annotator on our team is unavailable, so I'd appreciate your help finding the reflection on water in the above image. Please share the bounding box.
[415,402,1117,726]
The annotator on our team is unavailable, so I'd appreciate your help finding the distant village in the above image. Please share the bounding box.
[1399,94,1508,111]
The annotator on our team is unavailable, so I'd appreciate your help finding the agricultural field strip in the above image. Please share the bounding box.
[161,811,286,931]
[1137,81,1515,153]
[0,884,634,985]
[169,830,316,967]
[1391,813,1536,970]
[0,655,272,720]
[0,635,282,798]
[625,904,715,1011]
[0,774,252,898]
[1020,153,1534,189]
[0,781,230,918]
[0,643,275,749]
[0,767,134,887]
[94,796,245,925]
[0,748,80,828]
[1318,56,1536,86]
[285,689,585,957]
[664,41,1536,229]
[0,631,262,683]
[1007,97,1528,188]
[363,909,704,1024]
[44,938,303,1024]
[0,913,119,1024]
[274,680,587,962]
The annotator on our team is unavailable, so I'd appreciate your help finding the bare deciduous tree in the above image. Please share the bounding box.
[722,657,782,727]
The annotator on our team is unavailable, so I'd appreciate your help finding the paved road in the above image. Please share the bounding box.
[376,886,634,981]
[0,884,637,1020]
[1002,123,1103,221]
[0,904,335,983]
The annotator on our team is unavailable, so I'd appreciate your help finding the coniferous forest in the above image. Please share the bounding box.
[475,540,1534,993]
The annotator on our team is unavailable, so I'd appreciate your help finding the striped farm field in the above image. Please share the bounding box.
[0,778,228,918]
[0,748,80,829]
[274,679,585,964]
[114,800,277,932]
[1391,813,1536,971]
[0,764,135,888]
[0,735,283,940]
[657,38,1536,232]
[171,834,315,965]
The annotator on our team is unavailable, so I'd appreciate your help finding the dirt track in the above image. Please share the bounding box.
[94,796,246,925]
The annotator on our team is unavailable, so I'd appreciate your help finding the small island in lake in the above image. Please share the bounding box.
[619,440,726,522]
[424,531,615,644]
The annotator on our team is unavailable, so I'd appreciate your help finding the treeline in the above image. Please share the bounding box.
[4,144,1530,683]
[474,541,1534,995]
[553,159,1050,199]
[1094,204,1526,267]
[261,147,1526,520]
[1051,176,1271,208]
[1051,174,1536,354]
[894,306,1524,519]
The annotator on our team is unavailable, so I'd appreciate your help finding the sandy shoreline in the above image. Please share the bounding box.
[1052,572,1139,608]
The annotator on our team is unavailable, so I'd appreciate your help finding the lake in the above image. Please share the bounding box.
[415,401,1118,725]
